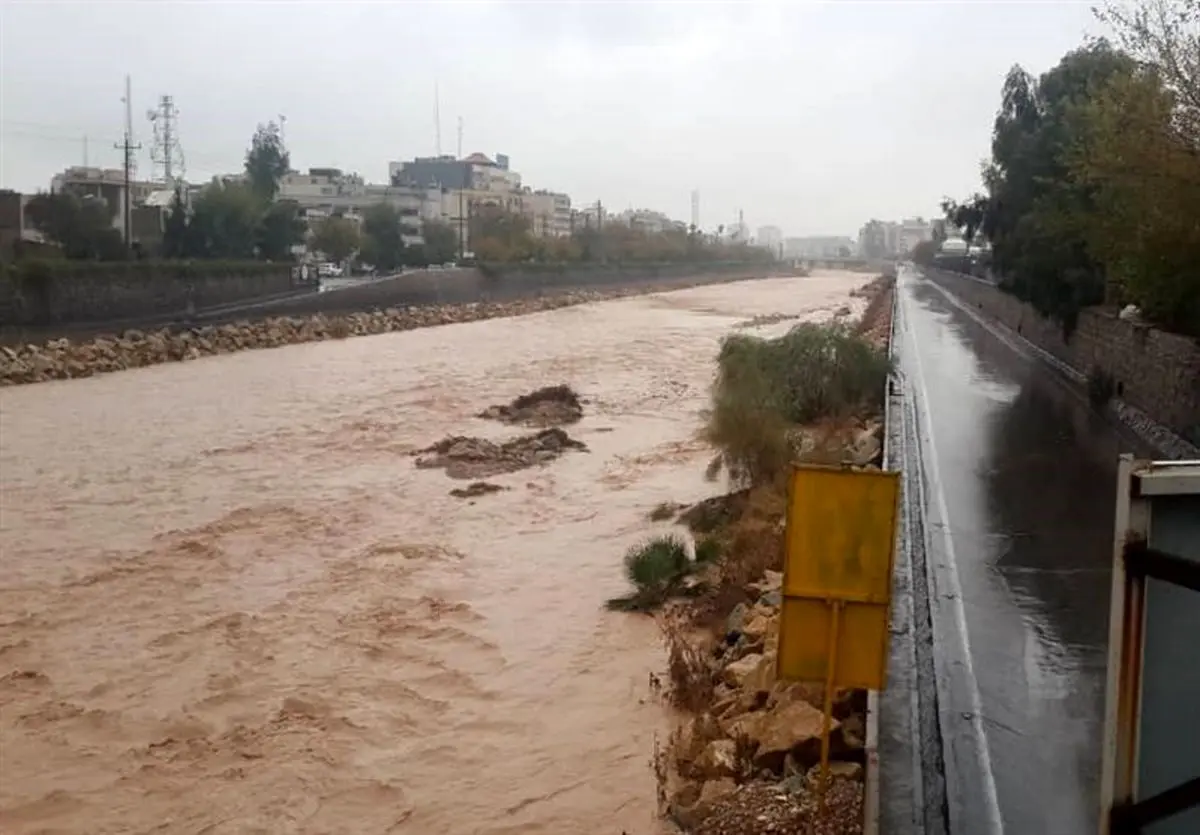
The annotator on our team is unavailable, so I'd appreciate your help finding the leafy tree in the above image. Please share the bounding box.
[469,204,535,261]
[910,239,939,266]
[161,188,189,258]
[1095,0,1199,143]
[359,203,406,271]
[422,219,459,263]
[245,121,290,201]
[1069,19,1200,334]
[185,181,261,259]
[257,200,306,261]
[403,243,430,267]
[311,215,361,263]
[940,194,988,250]
[949,43,1137,332]
[24,191,125,260]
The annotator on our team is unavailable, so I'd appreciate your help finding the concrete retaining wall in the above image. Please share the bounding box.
[258,262,789,318]
[0,263,297,328]
[927,269,1200,442]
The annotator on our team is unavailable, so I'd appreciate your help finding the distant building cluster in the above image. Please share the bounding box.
[783,235,857,259]
[6,152,803,263]
[855,218,934,258]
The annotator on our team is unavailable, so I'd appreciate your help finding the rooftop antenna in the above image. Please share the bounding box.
[457,116,463,159]
[434,80,442,156]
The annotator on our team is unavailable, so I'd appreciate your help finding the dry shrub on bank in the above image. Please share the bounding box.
[704,322,890,486]
[718,486,787,589]
[661,610,720,712]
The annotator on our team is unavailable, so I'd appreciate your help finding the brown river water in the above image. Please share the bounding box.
[0,273,865,835]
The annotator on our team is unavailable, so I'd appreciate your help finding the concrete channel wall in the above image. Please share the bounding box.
[256,262,791,318]
[926,269,1200,442]
[1,262,790,346]
[0,263,296,328]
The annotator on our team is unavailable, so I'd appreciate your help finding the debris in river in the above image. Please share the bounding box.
[449,481,506,499]
[477,384,584,427]
[415,428,587,479]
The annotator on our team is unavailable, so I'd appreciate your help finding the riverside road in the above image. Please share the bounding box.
[884,266,1155,835]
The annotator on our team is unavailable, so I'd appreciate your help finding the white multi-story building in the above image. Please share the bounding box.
[277,168,432,246]
[783,235,856,259]
[49,166,159,237]
[897,217,933,255]
[756,225,783,251]
[524,190,572,238]
[614,208,678,235]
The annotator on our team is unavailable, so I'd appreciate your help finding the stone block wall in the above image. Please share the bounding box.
[928,269,1200,442]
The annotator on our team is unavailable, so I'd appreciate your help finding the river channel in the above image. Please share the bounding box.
[0,272,865,835]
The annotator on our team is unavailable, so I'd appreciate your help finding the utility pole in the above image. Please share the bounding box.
[435,82,443,156]
[115,75,142,256]
[82,135,89,168]
[456,116,465,258]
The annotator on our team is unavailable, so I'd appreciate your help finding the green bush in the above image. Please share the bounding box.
[705,322,891,485]
[606,534,694,612]
[624,534,691,591]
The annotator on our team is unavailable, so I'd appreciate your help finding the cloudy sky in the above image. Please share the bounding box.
[2,1,1103,236]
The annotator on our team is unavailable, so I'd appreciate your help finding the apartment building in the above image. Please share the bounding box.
[783,235,856,259]
[525,190,572,238]
[278,168,430,246]
[756,225,783,250]
[49,166,159,236]
[614,208,679,235]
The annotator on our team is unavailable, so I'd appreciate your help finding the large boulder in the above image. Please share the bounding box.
[693,739,739,780]
[723,651,776,694]
[722,652,763,689]
[675,712,723,771]
[672,777,739,830]
[722,698,837,773]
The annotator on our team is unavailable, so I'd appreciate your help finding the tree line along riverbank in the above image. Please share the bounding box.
[603,276,894,834]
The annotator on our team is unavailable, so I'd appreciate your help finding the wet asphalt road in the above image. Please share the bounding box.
[892,267,1154,835]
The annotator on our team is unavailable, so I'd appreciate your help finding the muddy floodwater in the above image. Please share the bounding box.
[0,272,866,835]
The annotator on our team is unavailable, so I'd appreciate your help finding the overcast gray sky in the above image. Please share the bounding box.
[1,1,1103,236]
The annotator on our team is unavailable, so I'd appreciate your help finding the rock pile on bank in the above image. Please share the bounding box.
[414,428,587,480]
[663,569,865,833]
[0,272,787,387]
[478,384,584,427]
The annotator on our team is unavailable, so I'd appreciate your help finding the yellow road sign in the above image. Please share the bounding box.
[777,464,900,691]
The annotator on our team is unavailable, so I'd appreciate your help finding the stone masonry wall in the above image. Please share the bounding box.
[927,269,1200,442]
